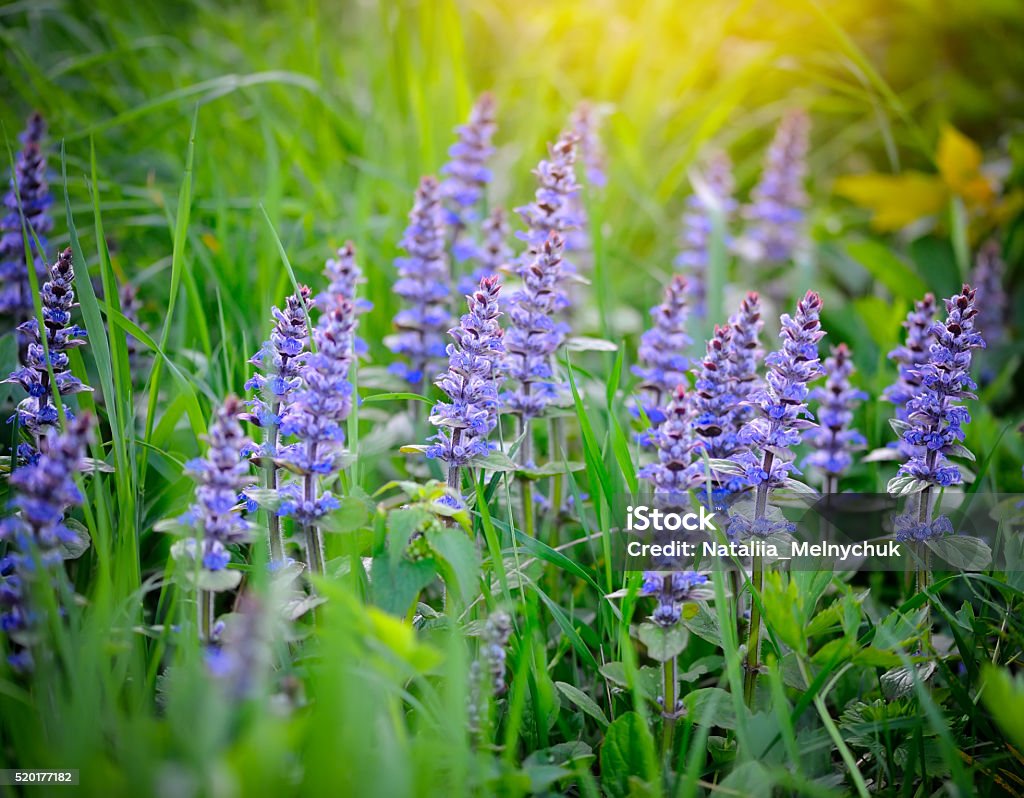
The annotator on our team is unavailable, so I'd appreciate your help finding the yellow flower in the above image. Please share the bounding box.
[834,125,998,231]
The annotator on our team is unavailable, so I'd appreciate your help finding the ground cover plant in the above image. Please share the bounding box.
[1,1,1024,796]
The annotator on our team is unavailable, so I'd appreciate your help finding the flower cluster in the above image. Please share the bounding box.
[676,152,736,316]
[206,592,270,700]
[639,385,705,503]
[739,110,809,265]
[278,298,359,520]
[971,240,1007,353]
[118,281,143,369]
[427,275,505,469]
[725,291,764,435]
[181,397,253,572]
[632,275,691,424]
[804,343,866,482]
[569,101,607,188]
[441,93,497,249]
[467,610,513,734]
[883,293,937,446]
[894,285,985,489]
[893,514,953,543]
[502,233,569,421]
[243,286,311,451]
[457,207,512,296]
[0,414,92,671]
[732,291,824,490]
[640,571,710,628]
[387,177,451,387]
[0,112,52,318]
[691,324,738,460]
[515,132,583,269]
[5,247,91,452]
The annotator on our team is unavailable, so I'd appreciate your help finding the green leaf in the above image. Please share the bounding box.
[761,573,806,654]
[555,681,609,728]
[599,662,661,701]
[470,449,520,472]
[59,518,91,560]
[245,487,283,511]
[370,556,437,617]
[980,665,1024,750]
[425,525,480,606]
[925,535,992,570]
[565,336,618,352]
[845,240,928,299]
[386,507,430,566]
[712,761,773,798]
[516,460,586,479]
[880,660,937,700]
[682,603,722,646]
[192,568,243,592]
[319,495,372,534]
[637,622,689,662]
[599,712,655,798]
[683,687,738,729]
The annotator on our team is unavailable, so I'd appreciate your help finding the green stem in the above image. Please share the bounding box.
[917,484,933,650]
[743,555,764,707]
[661,655,677,761]
[743,450,774,707]
[265,405,284,562]
[522,479,536,539]
[303,440,326,581]
[198,590,213,643]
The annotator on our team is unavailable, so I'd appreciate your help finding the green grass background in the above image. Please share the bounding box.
[1,0,1024,795]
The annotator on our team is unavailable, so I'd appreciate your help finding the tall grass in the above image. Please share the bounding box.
[0,1,1022,796]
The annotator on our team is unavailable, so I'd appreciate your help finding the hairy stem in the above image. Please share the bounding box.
[661,655,677,761]
[743,450,774,706]
[917,475,934,650]
[265,404,284,562]
[198,589,213,644]
[303,440,326,581]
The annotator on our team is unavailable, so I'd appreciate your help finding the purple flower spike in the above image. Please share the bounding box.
[640,571,709,628]
[883,293,937,460]
[278,300,359,508]
[726,292,765,438]
[441,93,498,243]
[632,275,692,424]
[458,207,512,296]
[639,385,705,503]
[676,152,736,316]
[427,276,505,485]
[516,132,583,271]
[4,247,92,452]
[181,397,254,573]
[502,233,569,421]
[321,241,372,314]
[692,324,737,461]
[893,285,985,490]
[570,101,607,189]
[731,291,824,490]
[804,343,867,485]
[387,176,451,388]
[739,110,810,265]
[243,286,311,447]
[0,112,52,319]
[971,240,1007,352]
[0,413,92,671]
